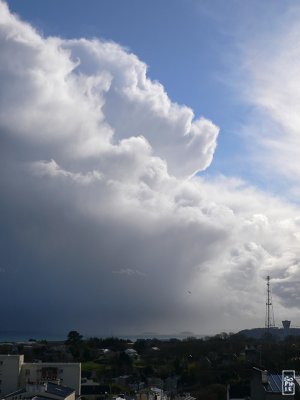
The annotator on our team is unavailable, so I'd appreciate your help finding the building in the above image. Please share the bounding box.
[251,367,300,399]
[0,355,81,397]
[124,350,137,359]
[2,382,75,400]
[0,355,23,396]
[136,388,168,400]
[80,379,110,400]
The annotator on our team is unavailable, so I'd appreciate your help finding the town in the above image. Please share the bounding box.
[2,329,300,400]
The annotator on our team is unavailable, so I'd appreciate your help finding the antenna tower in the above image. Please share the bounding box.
[265,275,275,333]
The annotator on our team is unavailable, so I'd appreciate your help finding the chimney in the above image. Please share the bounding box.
[262,370,268,384]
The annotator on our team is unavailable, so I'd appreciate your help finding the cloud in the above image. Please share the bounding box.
[0,1,219,178]
[239,5,300,187]
[112,268,147,277]
[1,1,300,336]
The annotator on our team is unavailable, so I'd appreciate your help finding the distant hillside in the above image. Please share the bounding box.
[238,327,300,339]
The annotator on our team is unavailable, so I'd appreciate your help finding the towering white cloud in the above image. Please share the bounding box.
[1,1,300,336]
[0,1,218,178]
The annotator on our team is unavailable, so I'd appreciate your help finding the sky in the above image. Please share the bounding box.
[1,0,300,337]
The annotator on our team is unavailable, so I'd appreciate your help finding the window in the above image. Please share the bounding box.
[42,367,57,380]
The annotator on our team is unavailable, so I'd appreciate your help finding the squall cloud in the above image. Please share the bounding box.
[1,1,300,335]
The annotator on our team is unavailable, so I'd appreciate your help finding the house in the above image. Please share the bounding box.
[136,388,167,400]
[251,367,300,399]
[0,355,81,396]
[81,379,110,400]
[2,382,75,400]
[244,345,260,364]
[174,393,196,400]
[146,379,163,390]
[124,350,137,359]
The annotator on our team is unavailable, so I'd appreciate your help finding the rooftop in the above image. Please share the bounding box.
[45,382,75,397]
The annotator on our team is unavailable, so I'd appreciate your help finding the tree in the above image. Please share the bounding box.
[66,330,83,345]
[65,331,83,360]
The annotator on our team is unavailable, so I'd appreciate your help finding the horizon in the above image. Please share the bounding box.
[0,324,293,343]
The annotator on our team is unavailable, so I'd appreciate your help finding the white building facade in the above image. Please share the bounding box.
[0,355,81,397]
[0,355,24,396]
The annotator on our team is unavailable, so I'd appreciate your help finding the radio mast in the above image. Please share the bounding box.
[265,275,275,334]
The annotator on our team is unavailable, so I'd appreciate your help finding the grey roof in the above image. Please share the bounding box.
[3,389,26,398]
[267,373,300,394]
[45,382,74,398]
[3,384,74,400]
[266,374,283,393]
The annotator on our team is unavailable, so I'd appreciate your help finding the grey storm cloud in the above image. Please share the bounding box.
[1,1,300,336]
